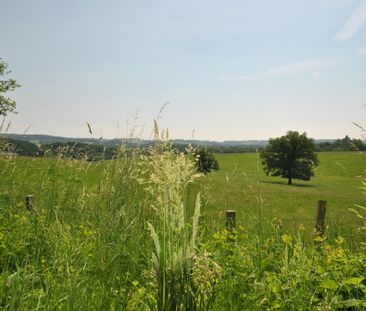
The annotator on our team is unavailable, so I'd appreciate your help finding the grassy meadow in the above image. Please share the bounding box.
[3,152,366,227]
[205,152,366,239]
[1,148,366,310]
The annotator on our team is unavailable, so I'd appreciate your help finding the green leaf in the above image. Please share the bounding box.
[321,279,338,290]
[344,277,364,285]
[273,302,282,309]
[147,222,160,256]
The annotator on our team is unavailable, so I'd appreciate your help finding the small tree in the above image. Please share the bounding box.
[0,58,20,116]
[193,146,219,174]
[260,131,318,185]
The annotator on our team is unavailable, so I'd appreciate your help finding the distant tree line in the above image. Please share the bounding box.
[39,142,117,160]
[172,144,260,153]
[1,135,365,160]
[316,136,366,151]
[1,138,39,157]
[0,139,117,161]
[1,140,262,159]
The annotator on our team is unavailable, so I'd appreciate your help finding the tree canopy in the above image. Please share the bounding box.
[260,131,318,185]
[0,59,20,116]
[316,135,366,151]
[193,146,219,174]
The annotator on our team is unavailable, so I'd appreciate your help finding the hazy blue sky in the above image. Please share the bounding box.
[1,0,366,140]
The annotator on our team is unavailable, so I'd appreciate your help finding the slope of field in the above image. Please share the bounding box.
[205,152,366,237]
[2,152,365,225]
[1,151,365,236]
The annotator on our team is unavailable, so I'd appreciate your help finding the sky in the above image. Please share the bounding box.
[1,0,366,141]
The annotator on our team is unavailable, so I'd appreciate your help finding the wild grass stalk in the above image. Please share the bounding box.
[137,135,218,310]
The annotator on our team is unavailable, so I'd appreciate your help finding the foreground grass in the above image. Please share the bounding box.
[1,150,366,310]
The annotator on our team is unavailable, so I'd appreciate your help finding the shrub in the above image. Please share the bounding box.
[193,147,219,174]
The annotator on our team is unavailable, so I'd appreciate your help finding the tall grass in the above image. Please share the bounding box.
[141,143,217,310]
[0,138,154,309]
[1,132,366,310]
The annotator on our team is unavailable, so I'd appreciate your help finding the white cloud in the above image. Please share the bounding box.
[221,74,258,81]
[336,0,366,41]
[221,58,336,81]
[263,58,336,76]
[355,47,366,55]
[311,72,321,80]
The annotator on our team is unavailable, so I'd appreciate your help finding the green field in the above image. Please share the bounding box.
[205,152,366,235]
[1,151,365,232]
[1,150,366,310]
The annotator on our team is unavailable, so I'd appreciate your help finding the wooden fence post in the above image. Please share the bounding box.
[25,195,35,212]
[226,210,236,230]
[314,200,326,236]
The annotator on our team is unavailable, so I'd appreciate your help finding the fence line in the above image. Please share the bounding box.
[225,200,328,236]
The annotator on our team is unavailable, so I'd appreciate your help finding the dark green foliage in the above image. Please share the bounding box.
[1,138,39,156]
[7,134,267,153]
[260,131,318,185]
[40,141,117,160]
[205,145,260,153]
[173,143,262,153]
[13,133,366,154]
[193,146,219,173]
[316,135,366,151]
[0,59,20,116]
[1,139,118,160]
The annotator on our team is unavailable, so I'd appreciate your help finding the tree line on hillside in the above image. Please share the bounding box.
[0,139,118,161]
[172,143,259,153]
[39,142,117,160]
[0,138,39,156]
[0,137,261,160]
[1,135,366,160]
[316,135,366,151]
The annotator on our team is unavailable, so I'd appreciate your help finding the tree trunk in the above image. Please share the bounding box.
[288,176,292,185]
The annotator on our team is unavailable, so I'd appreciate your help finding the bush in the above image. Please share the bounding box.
[193,147,219,174]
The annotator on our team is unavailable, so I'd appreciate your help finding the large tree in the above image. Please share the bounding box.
[0,58,20,116]
[260,131,318,185]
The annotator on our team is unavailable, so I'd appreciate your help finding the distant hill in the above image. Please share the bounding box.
[4,133,336,148]
[5,133,268,147]
[3,133,360,159]
[5,134,121,146]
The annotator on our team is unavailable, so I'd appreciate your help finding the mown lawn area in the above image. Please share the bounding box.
[205,152,366,237]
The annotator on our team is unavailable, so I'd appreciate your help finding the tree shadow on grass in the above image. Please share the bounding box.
[260,180,316,188]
